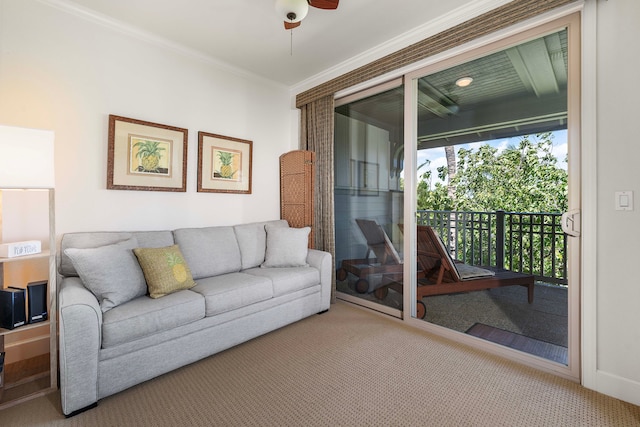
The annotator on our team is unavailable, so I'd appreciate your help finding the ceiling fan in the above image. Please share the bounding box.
[275,0,339,30]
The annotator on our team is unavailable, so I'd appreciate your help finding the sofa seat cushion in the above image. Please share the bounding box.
[244,266,320,298]
[191,273,273,316]
[102,290,205,348]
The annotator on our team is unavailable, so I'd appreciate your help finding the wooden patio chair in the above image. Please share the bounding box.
[336,219,403,293]
[378,225,535,319]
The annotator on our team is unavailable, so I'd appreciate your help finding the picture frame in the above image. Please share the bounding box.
[107,115,188,192]
[197,131,252,194]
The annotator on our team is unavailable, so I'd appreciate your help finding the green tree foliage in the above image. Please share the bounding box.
[417,167,452,210]
[417,133,568,279]
[418,133,567,213]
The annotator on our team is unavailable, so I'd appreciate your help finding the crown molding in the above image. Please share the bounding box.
[37,0,288,90]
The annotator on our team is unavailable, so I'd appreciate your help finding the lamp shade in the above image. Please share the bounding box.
[275,0,309,23]
[0,125,55,189]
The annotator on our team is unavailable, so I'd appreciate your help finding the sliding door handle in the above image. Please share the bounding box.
[561,209,581,237]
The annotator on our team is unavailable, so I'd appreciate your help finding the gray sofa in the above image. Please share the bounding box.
[57,220,332,416]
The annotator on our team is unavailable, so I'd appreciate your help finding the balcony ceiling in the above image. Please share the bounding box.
[337,29,569,147]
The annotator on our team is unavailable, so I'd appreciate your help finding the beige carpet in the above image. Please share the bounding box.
[1,301,639,426]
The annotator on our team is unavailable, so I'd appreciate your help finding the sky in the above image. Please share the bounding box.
[415,129,568,186]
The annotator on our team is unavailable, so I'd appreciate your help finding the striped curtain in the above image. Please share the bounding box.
[300,95,336,302]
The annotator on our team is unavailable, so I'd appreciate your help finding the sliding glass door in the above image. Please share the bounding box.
[403,15,580,379]
[334,14,581,380]
[334,81,404,316]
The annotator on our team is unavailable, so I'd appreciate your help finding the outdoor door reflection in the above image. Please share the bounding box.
[334,85,405,316]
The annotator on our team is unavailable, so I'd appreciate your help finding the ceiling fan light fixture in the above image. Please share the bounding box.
[455,76,473,88]
[275,0,309,24]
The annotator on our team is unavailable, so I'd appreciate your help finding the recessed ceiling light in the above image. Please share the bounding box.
[455,77,473,87]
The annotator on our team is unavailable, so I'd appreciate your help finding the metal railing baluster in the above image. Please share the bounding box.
[416,209,568,285]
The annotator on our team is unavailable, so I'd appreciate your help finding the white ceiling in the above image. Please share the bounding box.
[51,0,501,87]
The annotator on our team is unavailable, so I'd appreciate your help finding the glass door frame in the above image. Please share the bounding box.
[402,13,582,381]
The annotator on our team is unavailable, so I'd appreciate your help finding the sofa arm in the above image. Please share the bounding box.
[307,248,332,310]
[59,277,102,415]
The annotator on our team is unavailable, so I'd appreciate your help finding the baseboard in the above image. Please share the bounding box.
[592,370,640,406]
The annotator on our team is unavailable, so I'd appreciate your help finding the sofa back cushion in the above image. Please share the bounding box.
[233,220,289,270]
[173,226,241,279]
[59,231,175,277]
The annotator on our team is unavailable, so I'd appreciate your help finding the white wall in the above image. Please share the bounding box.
[589,0,640,404]
[0,0,295,235]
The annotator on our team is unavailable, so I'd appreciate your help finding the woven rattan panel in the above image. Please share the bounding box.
[280,150,315,247]
[296,0,576,107]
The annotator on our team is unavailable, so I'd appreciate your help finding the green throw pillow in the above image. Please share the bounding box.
[133,245,196,298]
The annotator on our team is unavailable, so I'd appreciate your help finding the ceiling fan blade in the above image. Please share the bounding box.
[308,0,339,10]
[284,21,301,30]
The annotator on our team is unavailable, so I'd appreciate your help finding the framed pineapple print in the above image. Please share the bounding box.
[197,131,252,194]
[107,115,188,192]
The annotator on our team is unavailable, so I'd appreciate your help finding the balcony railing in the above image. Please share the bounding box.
[416,210,567,285]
